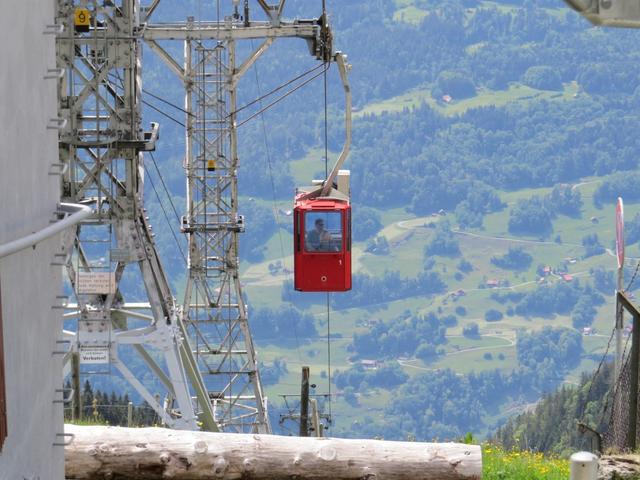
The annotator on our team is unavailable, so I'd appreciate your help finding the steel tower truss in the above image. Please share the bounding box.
[55,0,217,430]
[142,1,329,432]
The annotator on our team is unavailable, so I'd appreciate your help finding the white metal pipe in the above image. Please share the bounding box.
[0,203,92,259]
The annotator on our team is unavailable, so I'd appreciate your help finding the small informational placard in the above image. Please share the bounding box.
[79,346,109,364]
[110,248,130,263]
[77,272,116,294]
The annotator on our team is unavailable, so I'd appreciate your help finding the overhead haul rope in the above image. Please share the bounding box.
[108,72,186,127]
[146,161,187,263]
[321,0,333,426]
[235,65,329,129]
[233,63,327,117]
[626,261,640,291]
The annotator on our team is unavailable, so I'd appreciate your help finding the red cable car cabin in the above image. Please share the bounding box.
[294,195,351,292]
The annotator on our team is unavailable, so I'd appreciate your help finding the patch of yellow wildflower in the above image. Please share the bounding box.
[483,444,570,480]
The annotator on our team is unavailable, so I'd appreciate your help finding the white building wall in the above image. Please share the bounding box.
[0,1,65,479]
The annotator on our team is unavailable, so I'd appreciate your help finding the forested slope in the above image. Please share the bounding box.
[81,0,640,442]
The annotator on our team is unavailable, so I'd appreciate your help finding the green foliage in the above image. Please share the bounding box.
[338,327,584,441]
[251,306,317,345]
[545,184,583,218]
[353,206,383,241]
[483,445,570,479]
[458,259,474,273]
[351,311,450,359]
[571,294,597,329]
[334,363,409,391]
[591,266,615,293]
[425,221,460,257]
[577,62,640,95]
[329,271,447,310]
[581,233,605,258]
[522,66,562,91]
[491,247,533,271]
[625,212,640,246]
[240,203,278,263]
[594,172,640,207]
[343,387,359,407]
[508,196,553,236]
[433,70,477,99]
[259,358,288,386]
[463,322,480,338]
[493,363,614,456]
[515,281,584,317]
[485,309,503,322]
[66,380,157,427]
[516,327,582,379]
[456,186,505,229]
[365,235,390,255]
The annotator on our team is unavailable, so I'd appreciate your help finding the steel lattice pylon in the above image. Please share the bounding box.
[181,40,270,432]
[53,0,330,434]
[55,0,216,430]
[141,1,330,433]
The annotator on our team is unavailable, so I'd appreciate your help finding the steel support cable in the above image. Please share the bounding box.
[142,99,186,128]
[232,62,326,117]
[108,75,185,260]
[249,39,303,364]
[148,152,183,226]
[322,0,333,425]
[578,326,616,421]
[601,332,633,424]
[142,88,194,117]
[108,72,186,128]
[146,169,187,264]
[600,332,634,453]
[627,261,640,291]
[236,64,329,129]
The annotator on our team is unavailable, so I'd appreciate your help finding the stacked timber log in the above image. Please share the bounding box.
[64,424,482,479]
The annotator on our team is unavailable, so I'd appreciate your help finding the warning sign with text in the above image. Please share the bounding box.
[77,272,116,294]
[79,347,109,364]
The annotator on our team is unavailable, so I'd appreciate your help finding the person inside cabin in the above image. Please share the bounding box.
[306,218,334,251]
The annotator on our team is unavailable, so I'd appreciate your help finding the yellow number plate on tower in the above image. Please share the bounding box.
[74,8,90,28]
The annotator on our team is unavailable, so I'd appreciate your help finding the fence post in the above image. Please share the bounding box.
[71,352,81,421]
[300,366,310,437]
[127,401,133,427]
[628,312,640,450]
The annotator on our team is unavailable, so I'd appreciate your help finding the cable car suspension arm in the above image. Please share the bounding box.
[320,52,351,198]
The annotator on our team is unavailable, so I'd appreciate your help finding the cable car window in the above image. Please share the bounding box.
[305,211,342,252]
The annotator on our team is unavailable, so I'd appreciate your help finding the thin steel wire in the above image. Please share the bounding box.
[147,169,187,263]
[249,39,303,364]
[626,261,640,291]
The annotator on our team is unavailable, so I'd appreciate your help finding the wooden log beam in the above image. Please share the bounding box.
[64,424,482,479]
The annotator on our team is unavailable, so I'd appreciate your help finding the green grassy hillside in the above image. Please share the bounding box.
[244,173,628,437]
